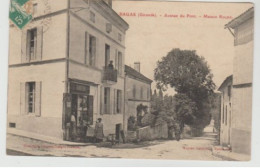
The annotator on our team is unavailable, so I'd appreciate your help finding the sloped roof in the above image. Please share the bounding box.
[225,7,254,29]
[218,75,233,91]
[125,65,153,84]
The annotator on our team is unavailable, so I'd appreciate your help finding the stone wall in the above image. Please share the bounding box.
[136,123,168,141]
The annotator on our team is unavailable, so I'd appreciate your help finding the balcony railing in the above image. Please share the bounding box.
[103,67,117,84]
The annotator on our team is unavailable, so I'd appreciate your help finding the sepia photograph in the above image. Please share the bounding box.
[4,0,256,163]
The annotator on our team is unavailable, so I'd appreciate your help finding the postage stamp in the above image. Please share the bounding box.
[9,0,32,29]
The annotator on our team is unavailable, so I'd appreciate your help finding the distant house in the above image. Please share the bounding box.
[224,7,254,155]
[218,75,233,147]
[124,63,153,131]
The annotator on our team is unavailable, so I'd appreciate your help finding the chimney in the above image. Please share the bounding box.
[134,62,141,73]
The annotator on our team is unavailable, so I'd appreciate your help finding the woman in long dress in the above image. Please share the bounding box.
[94,118,104,143]
[70,112,77,141]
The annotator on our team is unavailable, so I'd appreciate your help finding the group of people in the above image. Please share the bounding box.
[69,112,104,143]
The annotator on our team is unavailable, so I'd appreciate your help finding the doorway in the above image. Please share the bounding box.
[115,124,122,142]
[71,94,94,142]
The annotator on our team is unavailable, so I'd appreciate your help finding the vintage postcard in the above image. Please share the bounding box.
[6,0,254,161]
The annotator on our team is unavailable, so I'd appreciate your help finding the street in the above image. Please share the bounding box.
[6,125,223,160]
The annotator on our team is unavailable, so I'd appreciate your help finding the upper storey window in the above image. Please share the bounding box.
[28,28,37,61]
[106,23,112,33]
[118,33,122,42]
[90,11,95,23]
[33,3,37,15]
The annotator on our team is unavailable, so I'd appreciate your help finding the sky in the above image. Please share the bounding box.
[112,1,253,95]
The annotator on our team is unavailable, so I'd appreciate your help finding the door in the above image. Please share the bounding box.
[70,94,94,141]
[228,109,232,145]
[115,124,122,141]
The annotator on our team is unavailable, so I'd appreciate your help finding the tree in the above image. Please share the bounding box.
[151,89,163,115]
[154,48,216,135]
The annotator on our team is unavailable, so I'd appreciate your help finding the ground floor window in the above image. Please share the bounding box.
[27,82,35,113]
[20,81,41,116]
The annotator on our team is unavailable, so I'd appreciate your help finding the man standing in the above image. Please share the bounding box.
[94,118,104,143]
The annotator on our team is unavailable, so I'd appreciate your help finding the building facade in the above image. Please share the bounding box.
[124,63,153,131]
[218,75,233,147]
[225,7,254,155]
[8,0,129,142]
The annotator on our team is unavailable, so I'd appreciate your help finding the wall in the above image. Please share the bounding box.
[68,0,127,136]
[220,81,232,146]
[231,86,252,154]
[8,1,68,139]
[233,41,254,85]
[69,0,126,71]
[9,13,68,65]
[8,62,66,139]
[126,77,151,101]
[124,76,151,131]
[137,123,168,141]
[231,17,254,155]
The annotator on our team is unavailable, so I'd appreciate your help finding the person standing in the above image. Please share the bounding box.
[70,112,77,141]
[94,118,104,143]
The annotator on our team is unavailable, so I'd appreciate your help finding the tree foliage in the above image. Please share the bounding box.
[154,48,216,131]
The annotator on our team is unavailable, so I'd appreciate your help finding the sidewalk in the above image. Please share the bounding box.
[7,128,92,146]
[212,146,251,161]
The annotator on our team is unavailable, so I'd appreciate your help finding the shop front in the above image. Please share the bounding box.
[63,80,95,142]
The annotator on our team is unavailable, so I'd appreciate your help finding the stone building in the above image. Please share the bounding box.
[7,0,129,142]
[218,75,233,147]
[224,7,254,155]
[124,63,153,131]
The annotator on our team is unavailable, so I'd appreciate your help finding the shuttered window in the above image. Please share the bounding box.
[90,11,95,23]
[27,82,35,113]
[28,29,37,61]
[20,81,41,116]
[133,85,136,99]
[105,44,110,67]
[104,87,110,114]
[84,32,88,64]
[89,35,96,66]
[118,51,123,75]
[21,26,43,63]
[100,86,104,115]
[140,87,144,100]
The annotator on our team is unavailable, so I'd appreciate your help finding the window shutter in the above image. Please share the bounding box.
[88,95,94,125]
[84,32,88,64]
[35,81,42,117]
[115,50,118,70]
[36,26,43,61]
[20,82,26,115]
[119,91,122,114]
[118,53,122,75]
[21,30,28,63]
[100,86,103,115]
[92,37,96,66]
[114,89,117,114]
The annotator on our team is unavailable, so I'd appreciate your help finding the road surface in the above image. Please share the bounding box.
[6,126,223,160]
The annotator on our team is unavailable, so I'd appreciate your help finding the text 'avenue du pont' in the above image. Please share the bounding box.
[118,12,233,19]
